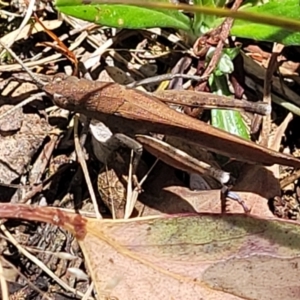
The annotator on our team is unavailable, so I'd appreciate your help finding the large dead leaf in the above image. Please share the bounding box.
[1,204,300,300]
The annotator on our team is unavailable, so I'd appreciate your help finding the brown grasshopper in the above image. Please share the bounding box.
[41,73,300,169]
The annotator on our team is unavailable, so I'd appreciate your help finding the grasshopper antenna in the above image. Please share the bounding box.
[0,40,45,88]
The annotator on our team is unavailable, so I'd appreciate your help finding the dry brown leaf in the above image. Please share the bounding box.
[1,204,300,300]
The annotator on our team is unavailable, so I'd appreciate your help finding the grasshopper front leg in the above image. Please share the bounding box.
[90,119,143,189]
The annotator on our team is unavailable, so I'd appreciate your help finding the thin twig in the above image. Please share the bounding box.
[124,150,135,219]
[0,92,46,122]
[0,257,9,300]
[260,43,284,146]
[124,156,159,219]
[127,73,208,88]
[280,168,300,189]
[28,133,60,184]
[0,40,45,87]
[74,115,102,219]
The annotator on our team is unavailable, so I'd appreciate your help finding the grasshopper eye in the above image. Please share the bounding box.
[53,93,64,100]
[52,93,69,108]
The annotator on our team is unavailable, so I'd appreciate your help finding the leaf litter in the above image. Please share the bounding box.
[1,1,300,299]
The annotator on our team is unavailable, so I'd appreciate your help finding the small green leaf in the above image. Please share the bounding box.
[211,109,249,139]
[206,46,240,77]
[193,0,226,35]
[230,0,300,45]
[223,46,241,60]
[209,75,250,141]
[55,0,191,31]
[207,48,234,75]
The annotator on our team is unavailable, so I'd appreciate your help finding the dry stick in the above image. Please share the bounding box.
[0,258,9,300]
[280,168,300,189]
[0,182,26,189]
[74,115,102,219]
[139,159,159,187]
[260,43,285,147]
[70,116,90,161]
[28,133,60,185]
[127,73,208,88]
[124,150,135,219]
[0,54,65,72]
[19,184,43,204]
[0,40,44,87]
[167,56,193,90]
[124,157,160,219]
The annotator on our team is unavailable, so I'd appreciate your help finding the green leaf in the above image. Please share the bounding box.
[193,0,226,35]
[223,46,241,60]
[206,48,234,76]
[211,109,249,138]
[231,0,300,45]
[206,48,249,141]
[72,0,300,33]
[55,0,191,31]
[209,75,250,141]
